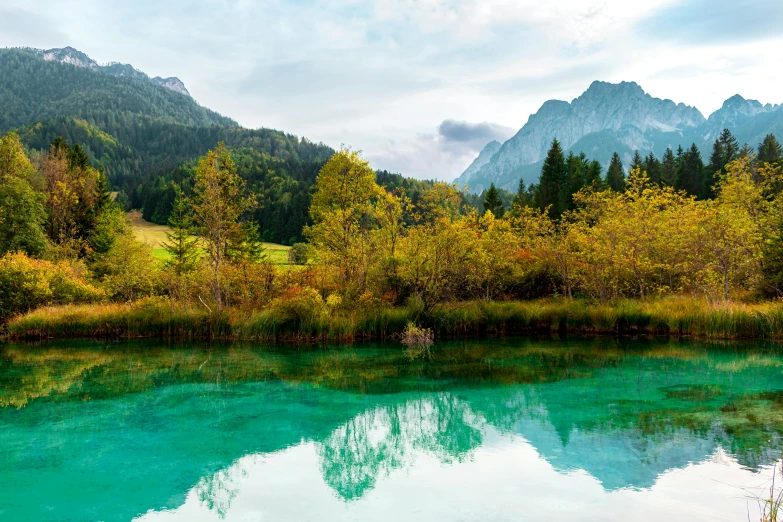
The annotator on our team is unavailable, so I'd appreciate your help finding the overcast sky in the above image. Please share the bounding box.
[2,0,782,180]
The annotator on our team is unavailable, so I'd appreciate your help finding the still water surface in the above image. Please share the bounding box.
[2,338,783,521]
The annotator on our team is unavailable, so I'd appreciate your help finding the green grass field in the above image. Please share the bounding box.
[128,212,292,264]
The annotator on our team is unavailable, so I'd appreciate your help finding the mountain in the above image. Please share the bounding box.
[456,81,783,192]
[0,46,340,244]
[458,140,501,188]
[41,46,191,96]
[0,47,235,133]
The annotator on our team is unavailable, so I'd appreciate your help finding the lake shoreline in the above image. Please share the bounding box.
[7,297,783,342]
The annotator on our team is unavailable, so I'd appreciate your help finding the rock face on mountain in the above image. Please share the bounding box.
[456,81,783,192]
[39,46,191,97]
[458,140,501,187]
[152,77,190,97]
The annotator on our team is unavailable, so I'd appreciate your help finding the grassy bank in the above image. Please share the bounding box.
[8,297,783,342]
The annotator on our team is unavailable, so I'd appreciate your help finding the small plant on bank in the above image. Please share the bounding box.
[401,322,434,359]
[752,458,783,522]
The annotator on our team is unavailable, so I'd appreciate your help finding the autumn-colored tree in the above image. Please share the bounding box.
[190,143,257,308]
[305,149,383,296]
[41,140,100,248]
[0,133,47,256]
[99,235,160,302]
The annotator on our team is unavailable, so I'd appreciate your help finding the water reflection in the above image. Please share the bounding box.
[1,339,783,521]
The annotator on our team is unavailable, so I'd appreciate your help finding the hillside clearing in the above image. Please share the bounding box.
[128,212,292,264]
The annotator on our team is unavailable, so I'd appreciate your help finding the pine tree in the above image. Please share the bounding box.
[606,152,625,192]
[630,150,643,172]
[94,166,112,212]
[68,143,90,171]
[227,220,267,263]
[704,129,738,198]
[535,139,567,219]
[512,178,530,209]
[707,138,724,177]
[584,160,602,188]
[163,186,201,275]
[564,152,586,211]
[758,134,782,165]
[483,183,505,217]
[719,128,739,164]
[677,143,704,197]
[661,148,677,187]
[643,151,662,184]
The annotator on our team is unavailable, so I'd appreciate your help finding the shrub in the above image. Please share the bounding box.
[94,235,161,301]
[401,322,434,347]
[288,243,309,265]
[0,251,103,320]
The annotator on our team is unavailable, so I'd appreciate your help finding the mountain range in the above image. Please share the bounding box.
[455,81,783,193]
[38,46,191,96]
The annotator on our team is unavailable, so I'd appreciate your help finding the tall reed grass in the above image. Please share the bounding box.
[8,297,783,342]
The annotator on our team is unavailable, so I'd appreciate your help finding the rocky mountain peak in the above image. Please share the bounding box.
[43,47,97,69]
[453,81,708,192]
[453,80,783,194]
[581,80,644,99]
[35,46,190,97]
[711,94,771,120]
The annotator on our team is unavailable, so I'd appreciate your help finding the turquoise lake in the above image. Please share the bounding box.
[2,338,783,521]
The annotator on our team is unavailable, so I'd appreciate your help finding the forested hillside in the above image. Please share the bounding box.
[0,48,235,130]
[0,47,342,243]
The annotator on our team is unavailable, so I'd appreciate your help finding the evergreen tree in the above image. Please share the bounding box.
[643,152,662,184]
[564,152,586,211]
[719,128,740,164]
[94,166,113,212]
[535,139,567,219]
[758,134,782,165]
[677,143,704,197]
[483,183,505,217]
[51,136,69,154]
[163,186,201,275]
[227,220,267,263]
[68,143,90,171]
[661,148,678,187]
[584,160,602,188]
[707,138,724,177]
[704,129,739,198]
[511,178,530,209]
[738,143,754,160]
[630,150,643,172]
[606,152,625,192]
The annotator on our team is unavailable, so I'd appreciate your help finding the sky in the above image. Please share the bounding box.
[2,0,782,180]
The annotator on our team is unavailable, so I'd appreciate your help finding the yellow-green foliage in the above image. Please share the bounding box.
[0,251,103,320]
[10,296,783,342]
